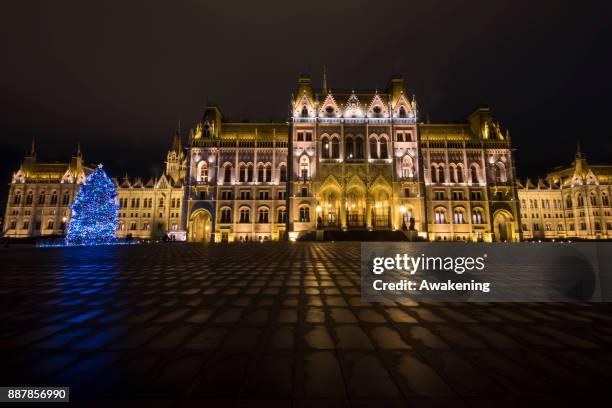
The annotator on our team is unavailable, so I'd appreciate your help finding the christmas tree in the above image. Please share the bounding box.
[66,164,120,246]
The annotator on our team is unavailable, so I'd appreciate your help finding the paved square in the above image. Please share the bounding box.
[1,242,612,406]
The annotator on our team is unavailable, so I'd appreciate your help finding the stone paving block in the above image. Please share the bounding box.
[1,243,612,404]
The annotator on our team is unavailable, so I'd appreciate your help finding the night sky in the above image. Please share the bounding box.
[1,1,611,209]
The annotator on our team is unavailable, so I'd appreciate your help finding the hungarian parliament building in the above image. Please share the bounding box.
[3,74,612,242]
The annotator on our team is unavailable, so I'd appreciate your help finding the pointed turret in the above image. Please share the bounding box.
[166,127,186,184]
[172,127,183,153]
[322,66,328,94]
[574,141,588,175]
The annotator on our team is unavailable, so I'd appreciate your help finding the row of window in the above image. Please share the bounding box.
[522,194,610,210]
[523,222,612,232]
[432,191,484,201]
[7,220,66,230]
[218,190,286,201]
[434,208,485,224]
[218,164,287,184]
[118,197,180,209]
[220,207,288,224]
[321,136,391,160]
[12,191,71,206]
[118,222,179,231]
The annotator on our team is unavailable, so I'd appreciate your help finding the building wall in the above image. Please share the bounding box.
[517,156,612,240]
[5,75,611,242]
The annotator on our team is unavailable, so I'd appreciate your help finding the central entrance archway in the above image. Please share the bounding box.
[188,209,212,243]
[493,210,514,242]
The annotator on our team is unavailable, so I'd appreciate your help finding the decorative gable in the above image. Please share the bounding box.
[343,92,363,118]
[393,93,416,119]
[367,93,389,118]
[293,94,315,117]
[319,93,340,117]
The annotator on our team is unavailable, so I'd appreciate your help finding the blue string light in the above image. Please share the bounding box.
[65,164,120,246]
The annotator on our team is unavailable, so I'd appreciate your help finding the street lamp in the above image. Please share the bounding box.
[399,206,407,231]
[315,205,322,230]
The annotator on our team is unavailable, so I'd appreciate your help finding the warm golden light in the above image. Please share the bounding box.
[399,205,406,214]
[316,205,322,213]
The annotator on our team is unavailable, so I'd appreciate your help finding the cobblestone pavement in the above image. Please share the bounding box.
[1,242,612,407]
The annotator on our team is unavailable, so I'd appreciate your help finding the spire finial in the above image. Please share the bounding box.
[576,141,583,157]
[76,141,81,156]
[30,138,35,156]
[323,65,328,94]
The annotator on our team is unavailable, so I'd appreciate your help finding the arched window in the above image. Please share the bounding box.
[265,164,272,182]
[435,208,446,224]
[301,106,308,117]
[300,156,310,179]
[239,208,250,223]
[331,136,339,159]
[450,165,457,183]
[220,208,232,223]
[13,192,21,205]
[566,195,572,209]
[438,166,445,183]
[62,192,70,205]
[224,165,232,183]
[470,165,479,184]
[198,161,208,183]
[321,136,330,159]
[239,164,247,182]
[299,206,310,222]
[590,194,597,206]
[457,165,464,183]
[26,191,33,205]
[603,194,609,206]
[399,106,407,118]
[430,165,437,183]
[258,207,269,223]
[345,137,354,159]
[50,191,58,205]
[401,156,413,178]
[247,164,254,182]
[369,137,378,159]
[494,162,507,183]
[379,136,388,159]
[472,209,484,224]
[453,209,465,224]
[257,164,264,182]
[577,194,584,207]
[355,137,364,159]
[279,165,287,182]
[38,191,45,205]
[277,208,286,223]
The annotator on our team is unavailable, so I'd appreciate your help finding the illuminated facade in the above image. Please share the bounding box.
[4,73,610,241]
[186,74,520,243]
[517,146,612,240]
[3,137,186,240]
[3,143,91,238]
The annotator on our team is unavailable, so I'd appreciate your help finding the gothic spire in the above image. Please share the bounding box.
[172,124,182,152]
[323,65,328,94]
